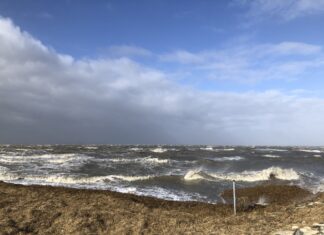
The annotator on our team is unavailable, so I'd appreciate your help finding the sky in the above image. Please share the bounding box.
[1,0,324,145]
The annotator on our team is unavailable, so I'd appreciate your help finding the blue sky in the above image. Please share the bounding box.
[1,0,324,92]
[1,0,324,144]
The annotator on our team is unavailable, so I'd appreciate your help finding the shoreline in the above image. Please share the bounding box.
[0,181,323,234]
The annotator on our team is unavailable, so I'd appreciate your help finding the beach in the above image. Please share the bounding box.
[0,181,323,235]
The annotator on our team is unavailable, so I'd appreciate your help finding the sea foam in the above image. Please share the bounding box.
[262,154,281,158]
[184,167,300,182]
[209,156,244,162]
[150,148,168,153]
[107,156,169,164]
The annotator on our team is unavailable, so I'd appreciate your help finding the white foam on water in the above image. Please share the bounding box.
[298,149,322,153]
[131,186,206,202]
[256,148,288,152]
[0,165,8,173]
[142,157,169,164]
[212,167,300,182]
[0,153,90,164]
[184,169,205,181]
[313,154,322,158]
[299,178,324,194]
[106,175,152,182]
[200,146,214,151]
[150,148,168,153]
[184,167,300,182]
[84,146,98,150]
[262,154,281,158]
[209,156,244,162]
[106,156,169,165]
[129,147,143,151]
[0,173,153,186]
[0,166,19,181]
[222,148,235,151]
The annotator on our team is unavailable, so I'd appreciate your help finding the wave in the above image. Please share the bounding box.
[219,148,235,151]
[184,167,300,182]
[262,154,281,158]
[0,153,89,164]
[129,147,143,151]
[107,156,169,164]
[200,147,235,152]
[208,156,244,162]
[255,148,288,152]
[84,146,98,150]
[150,148,168,153]
[0,166,19,181]
[184,169,212,181]
[313,154,322,158]
[200,146,214,151]
[299,149,322,153]
[0,172,153,185]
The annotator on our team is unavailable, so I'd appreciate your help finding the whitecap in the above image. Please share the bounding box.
[209,156,244,162]
[129,147,143,151]
[262,154,281,158]
[106,156,169,164]
[255,148,288,152]
[299,149,322,153]
[184,169,206,181]
[222,148,235,151]
[0,173,153,186]
[200,146,214,151]
[150,148,168,153]
[183,167,300,182]
[84,146,98,150]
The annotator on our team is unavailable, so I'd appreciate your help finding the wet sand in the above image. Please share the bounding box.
[0,181,323,234]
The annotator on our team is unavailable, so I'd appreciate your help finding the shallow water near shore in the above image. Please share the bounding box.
[0,145,323,203]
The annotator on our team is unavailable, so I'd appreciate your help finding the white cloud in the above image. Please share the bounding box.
[161,42,324,82]
[160,50,204,64]
[1,17,324,145]
[235,0,324,22]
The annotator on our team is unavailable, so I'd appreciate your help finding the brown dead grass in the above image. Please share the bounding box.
[0,181,323,235]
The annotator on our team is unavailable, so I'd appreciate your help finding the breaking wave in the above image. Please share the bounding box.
[255,148,288,152]
[184,167,300,182]
[200,146,214,151]
[107,156,169,164]
[129,147,143,151]
[0,154,90,166]
[84,146,98,150]
[150,148,168,153]
[0,172,153,185]
[299,149,322,153]
[262,154,281,158]
[200,147,235,152]
[208,156,244,162]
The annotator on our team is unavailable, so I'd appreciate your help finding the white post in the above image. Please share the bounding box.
[233,180,236,215]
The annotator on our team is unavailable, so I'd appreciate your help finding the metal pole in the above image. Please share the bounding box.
[233,180,236,215]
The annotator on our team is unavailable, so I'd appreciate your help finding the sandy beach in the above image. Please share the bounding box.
[0,181,323,234]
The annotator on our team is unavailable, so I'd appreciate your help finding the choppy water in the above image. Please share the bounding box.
[0,145,323,203]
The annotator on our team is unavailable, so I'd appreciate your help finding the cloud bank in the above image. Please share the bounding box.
[1,17,324,145]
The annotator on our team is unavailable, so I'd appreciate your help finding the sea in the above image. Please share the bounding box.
[0,145,323,203]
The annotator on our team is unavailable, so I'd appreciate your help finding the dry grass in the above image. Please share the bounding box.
[0,181,323,235]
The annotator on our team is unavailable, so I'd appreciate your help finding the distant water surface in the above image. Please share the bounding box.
[0,145,323,203]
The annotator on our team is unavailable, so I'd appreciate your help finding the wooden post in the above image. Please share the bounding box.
[233,180,236,215]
